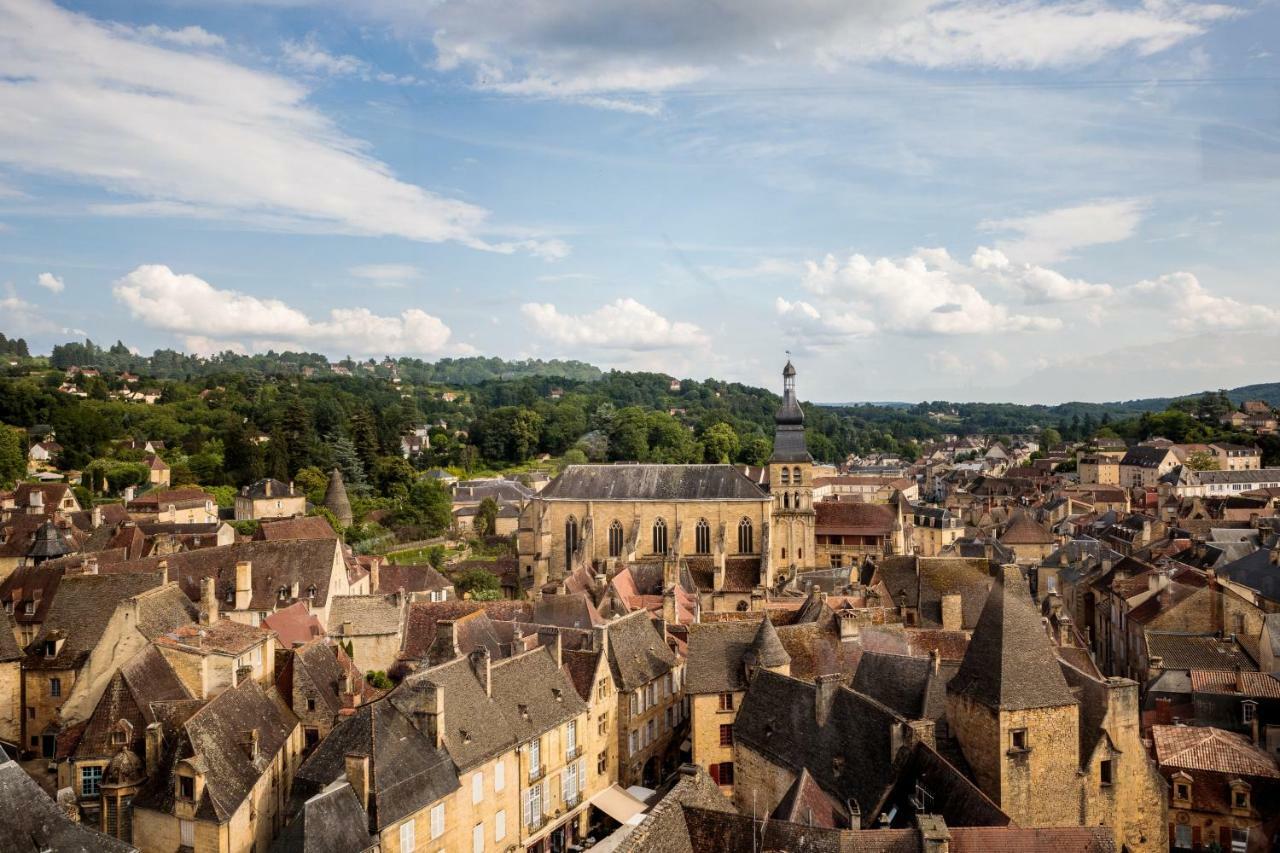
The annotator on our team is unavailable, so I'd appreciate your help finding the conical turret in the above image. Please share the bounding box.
[323,468,353,528]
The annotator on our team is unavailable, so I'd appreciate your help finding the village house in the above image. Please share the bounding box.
[1120,446,1181,488]
[126,487,219,524]
[234,478,307,521]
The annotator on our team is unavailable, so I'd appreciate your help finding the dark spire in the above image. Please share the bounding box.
[744,613,790,671]
[323,468,353,528]
[770,359,811,462]
[27,519,72,561]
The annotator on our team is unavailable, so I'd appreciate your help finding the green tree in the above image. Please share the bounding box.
[0,425,25,487]
[399,477,453,534]
[738,436,772,467]
[1040,427,1062,449]
[455,568,501,599]
[327,433,368,493]
[560,448,588,468]
[294,466,328,504]
[608,407,649,461]
[701,422,740,464]
[349,408,381,473]
[1185,451,1220,471]
[474,497,499,537]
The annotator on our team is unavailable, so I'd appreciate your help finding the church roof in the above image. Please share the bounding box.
[947,565,1077,711]
[540,464,768,501]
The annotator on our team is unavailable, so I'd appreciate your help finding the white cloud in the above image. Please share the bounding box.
[971,248,1113,303]
[398,0,1238,109]
[774,297,874,345]
[802,247,1063,335]
[520,298,707,350]
[0,0,554,255]
[0,286,55,335]
[1132,272,1280,330]
[282,36,367,76]
[113,264,457,355]
[348,263,424,288]
[981,199,1147,263]
[130,24,224,48]
[36,271,64,293]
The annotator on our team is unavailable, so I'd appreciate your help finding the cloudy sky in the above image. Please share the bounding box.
[1,0,1277,403]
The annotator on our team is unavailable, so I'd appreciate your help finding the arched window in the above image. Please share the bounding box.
[608,520,624,558]
[783,492,791,509]
[792,466,802,485]
[652,518,668,555]
[738,518,753,553]
[780,467,790,486]
[695,519,711,555]
[565,516,579,565]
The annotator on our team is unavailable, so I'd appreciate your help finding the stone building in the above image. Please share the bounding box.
[604,610,685,787]
[0,607,21,746]
[234,478,307,522]
[126,487,219,524]
[518,361,820,607]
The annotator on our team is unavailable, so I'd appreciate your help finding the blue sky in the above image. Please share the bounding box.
[1,0,1277,403]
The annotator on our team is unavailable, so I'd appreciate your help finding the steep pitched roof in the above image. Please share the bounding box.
[0,757,138,852]
[1151,725,1280,778]
[999,511,1056,545]
[745,613,790,670]
[255,516,338,542]
[322,469,353,527]
[26,571,167,670]
[684,621,760,695]
[273,781,375,853]
[540,464,769,501]
[947,566,1076,711]
[604,610,679,692]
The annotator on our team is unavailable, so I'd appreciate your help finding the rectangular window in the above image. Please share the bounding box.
[1243,702,1256,723]
[430,803,445,840]
[472,823,483,853]
[529,738,541,778]
[400,819,415,851]
[1100,759,1112,786]
[1232,828,1249,853]
[495,809,506,842]
[1010,729,1027,751]
[564,761,578,803]
[598,712,608,736]
[80,765,103,797]
[630,692,639,715]
[180,776,195,800]
[494,758,505,792]
[629,730,638,755]
[718,692,734,712]
[50,677,61,697]
[597,751,608,774]
[472,771,483,804]
[1174,824,1192,849]
[720,724,733,747]
[566,719,577,756]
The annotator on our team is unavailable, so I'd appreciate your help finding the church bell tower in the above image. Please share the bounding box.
[767,360,815,577]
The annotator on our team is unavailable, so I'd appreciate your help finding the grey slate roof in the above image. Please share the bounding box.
[292,699,458,831]
[604,610,679,692]
[1218,546,1280,600]
[947,566,1077,711]
[745,613,790,670]
[540,464,769,501]
[1120,446,1175,468]
[273,781,376,853]
[0,757,138,852]
[684,621,762,695]
[328,595,404,637]
[1145,633,1258,671]
[852,652,958,722]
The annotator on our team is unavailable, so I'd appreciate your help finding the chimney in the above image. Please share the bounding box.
[592,624,609,656]
[1234,665,1245,694]
[917,814,951,853]
[538,627,562,668]
[123,485,135,504]
[422,684,444,748]
[342,620,353,637]
[90,506,102,529]
[200,577,218,625]
[1205,568,1217,588]
[662,586,677,624]
[814,673,840,727]
[28,489,43,510]
[1270,545,1280,567]
[1148,571,1170,593]
[438,620,459,658]
[836,609,860,641]
[265,480,272,497]
[234,560,252,610]
[344,754,370,812]
[157,559,168,586]
[940,593,962,632]
[368,558,380,594]
[929,649,941,675]
[240,729,259,761]
[470,647,492,697]
[144,722,164,776]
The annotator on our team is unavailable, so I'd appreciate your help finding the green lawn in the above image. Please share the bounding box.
[386,545,462,565]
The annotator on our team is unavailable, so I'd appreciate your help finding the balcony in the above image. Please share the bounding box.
[564,792,582,809]
[529,763,546,783]
[566,744,581,761]
[526,813,548,834]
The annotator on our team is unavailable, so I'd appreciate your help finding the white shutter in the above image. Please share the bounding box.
[495,809,506,842]
[472,823,483,853]
[494,758,505,792]
[522,789,532,829]
[400,819,415,851]
[180,820,195,847]
[472,772,483,804]
[431,803,445,839]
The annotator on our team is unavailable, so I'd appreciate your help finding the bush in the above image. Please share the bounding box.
[455,567,501,599]
[366,670,393,690]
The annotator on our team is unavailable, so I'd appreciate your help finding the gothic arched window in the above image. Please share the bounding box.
[738,518,753,553]
[565,516,579,565]
[792,466,802,485]
[652,518,668,555]
[780,467,791,486]
[695,519,711,555]
[608,520,624,558]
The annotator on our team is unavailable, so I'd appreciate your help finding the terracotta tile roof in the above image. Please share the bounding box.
[253,516,337,541]
[1152,724,1280,778]
[815,500,896,534]
[1190,669,1280,698]
[949,827,1116,852]
[155,618,272,656]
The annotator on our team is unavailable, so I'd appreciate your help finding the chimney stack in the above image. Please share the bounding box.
[200,577,218,625]
[469,647,492,697]
[90,506,102,529]
[538,627,562,668]
[123,485,135,504]
[157,559,168,586]
[423,684,444,748]
[662,586,677,624]
[344,754,370,812]
[940,593,962,632]
[814,673,840,727]
[28,489,43,511]
[368,558,380,594]
[83,556,98,575]
[144,722,163,776]
[234,560,252,610]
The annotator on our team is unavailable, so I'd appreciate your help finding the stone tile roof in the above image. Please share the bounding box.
[1146,633,1257,671]
[398,600,533,664]
[604,610,679,692]
[947,566,1076,711]
[684,621,760,694]
[373,562,451,595]
[127,487,215,509]
[74,645,191,761]
[292,698,459,830]
[998,511,1056,545]
[1151,724,1280,778]
[328,594,404,637]
[613,764,735,853]
[135,583,200,638]
[868,740,1010,831]
[949,827,1116,852]
[156,618,271,656]
[852,652,957,722]
[254,516,338,542]
[770,767,850,828]
[0,757,138,852]
[25,571,167,670]
[391,655,515,769]
[102,539,344,613]
[533,593,603,628]
[138,679,298,822]
[0,606,22,662]
[489,646,589,744]
[273,780,375,853]
[746,613,790,669]
[540,464,769,501]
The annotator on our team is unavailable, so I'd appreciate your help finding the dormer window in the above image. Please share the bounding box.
[43,640,56,658]
[1242,700,1257,724]
[24,601,34,616]
[307,585,316,600]
[179,775,195,800]
[1230,780,1251,811]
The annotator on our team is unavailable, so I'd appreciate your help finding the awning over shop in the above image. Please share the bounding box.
[590,784,649,824]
